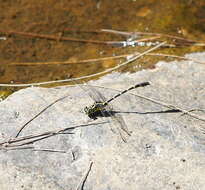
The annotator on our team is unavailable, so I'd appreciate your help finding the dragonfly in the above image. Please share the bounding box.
[83,82,150,142]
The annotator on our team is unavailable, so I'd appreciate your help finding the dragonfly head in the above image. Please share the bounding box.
[84,106,95,120]
[84,106,90,115]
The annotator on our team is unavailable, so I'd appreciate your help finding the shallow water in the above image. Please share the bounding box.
[0,0,205,89]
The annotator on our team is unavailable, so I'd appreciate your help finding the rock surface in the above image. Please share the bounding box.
[0,52,205,190]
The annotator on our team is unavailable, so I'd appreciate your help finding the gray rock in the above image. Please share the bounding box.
[0,52,205,190]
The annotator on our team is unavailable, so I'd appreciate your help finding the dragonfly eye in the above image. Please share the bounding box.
[84,106,89,114]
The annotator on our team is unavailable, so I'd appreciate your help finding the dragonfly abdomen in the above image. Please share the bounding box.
[106,82,150,104]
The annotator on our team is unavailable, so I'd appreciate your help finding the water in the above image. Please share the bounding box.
[0,0,205,89]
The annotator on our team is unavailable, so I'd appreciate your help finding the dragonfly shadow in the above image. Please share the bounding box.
[91,109,181,119]
[111,109,181,115]
[90,109,181,120]
[89,109,116,119]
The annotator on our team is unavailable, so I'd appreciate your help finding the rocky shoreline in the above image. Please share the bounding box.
[0,52,204,190]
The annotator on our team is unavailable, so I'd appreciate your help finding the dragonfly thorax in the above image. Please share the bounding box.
[84,102,107,119]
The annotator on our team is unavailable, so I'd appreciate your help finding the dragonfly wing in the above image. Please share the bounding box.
[86,85,107,103]
[114,113,131,136]
[76,84,105,103]
[105,103,131,142]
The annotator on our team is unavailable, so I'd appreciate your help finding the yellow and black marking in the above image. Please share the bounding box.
[84,101,107,119]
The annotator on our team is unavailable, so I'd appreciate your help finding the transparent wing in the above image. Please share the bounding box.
[112,104,131,134]
[81,84,107,103]
[109,104,131,143]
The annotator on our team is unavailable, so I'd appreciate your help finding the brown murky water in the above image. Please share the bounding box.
[0,0,205,93]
